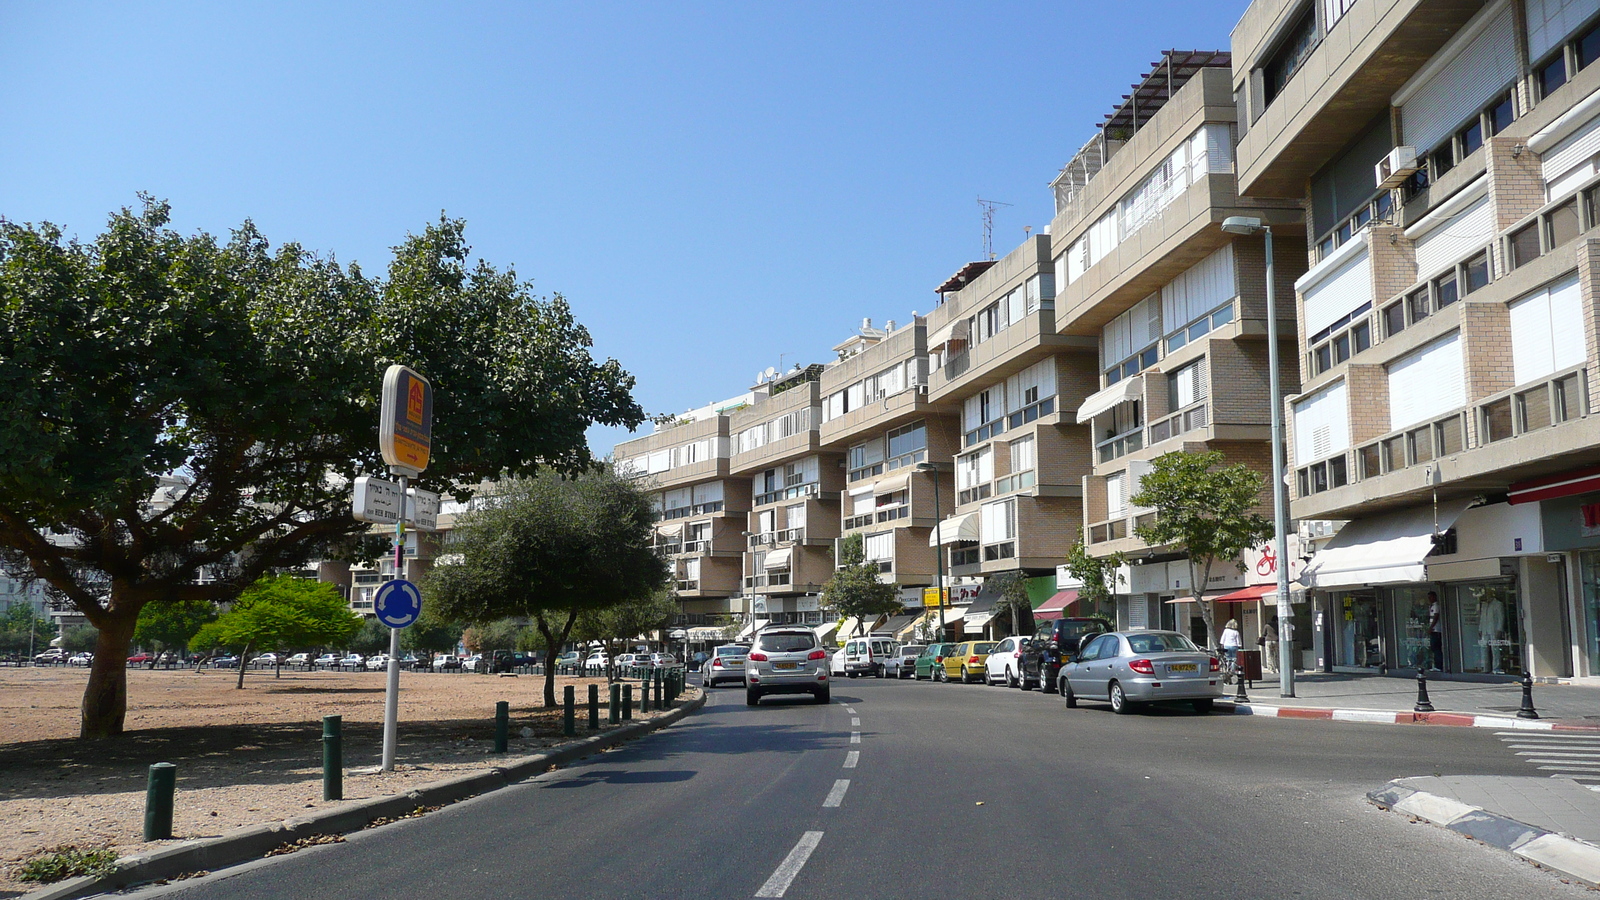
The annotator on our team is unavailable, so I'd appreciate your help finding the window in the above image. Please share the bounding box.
[1463,252,1490,294]
[864,532,895,568]
[1509,274,1585,385]
[1168,359,1207,410]
[1102,294,1161,385]
[1540,52,1569,99]
[981,499,1017,560]
[1309,313,1370,375]
[887,421,927,469]
[1262,4,1317,106]
[957,447,994,506]
[1106,472,1127,520]
[1009,436,1036,474]
[848,438,884,482]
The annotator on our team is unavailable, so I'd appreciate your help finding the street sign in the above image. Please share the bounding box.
[379,365,432,476]
[373,579,422,629]
[353,476,403,525]
[407,487,440,532]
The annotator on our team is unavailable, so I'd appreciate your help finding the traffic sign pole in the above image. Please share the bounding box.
[381,475,407,772]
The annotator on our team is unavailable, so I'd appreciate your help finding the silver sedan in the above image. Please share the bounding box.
[1059,630,1222,714]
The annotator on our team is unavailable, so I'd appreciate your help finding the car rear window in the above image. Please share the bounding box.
[973,642,996,654]
[758,633,818,653]
[716,646,747,657]
[1126,633,1199,653]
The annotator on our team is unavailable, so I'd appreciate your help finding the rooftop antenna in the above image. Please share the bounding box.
[978,197,1013,260]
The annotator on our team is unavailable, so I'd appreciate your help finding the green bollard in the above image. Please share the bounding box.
[144,762,176,840]
[609,684,620,724]
[622,684,633,720]
[494,700,509,753]
[588,683,600,730]
[653,670,664,708]
[563,685,575,736]
[322,715,343,801]
[641,675,652,713]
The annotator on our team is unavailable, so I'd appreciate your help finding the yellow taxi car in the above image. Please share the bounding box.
[940,641,997,684]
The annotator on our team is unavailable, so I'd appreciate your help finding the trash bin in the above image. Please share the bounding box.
[1237,649,1263,683]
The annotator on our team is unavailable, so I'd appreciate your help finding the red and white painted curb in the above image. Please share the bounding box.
[1220,702,1600,732]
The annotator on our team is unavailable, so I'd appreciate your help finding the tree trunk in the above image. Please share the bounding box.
[236,643,251,690]
[1193,559,1217,649]
[80,611,138,739]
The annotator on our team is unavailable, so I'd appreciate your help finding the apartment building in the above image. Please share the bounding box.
[920,234,1094,636]
[817,318,957,639]
[728,367,844,635]
[1045,52,1307,641]
[1233,0,1600,679]
[614,396,754,633]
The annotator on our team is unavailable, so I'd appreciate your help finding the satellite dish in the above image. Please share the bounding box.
[764,367,778,381]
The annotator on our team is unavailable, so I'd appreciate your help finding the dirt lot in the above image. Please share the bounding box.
[0,666,686,897]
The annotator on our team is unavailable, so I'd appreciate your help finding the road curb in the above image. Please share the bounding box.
[18,691,706,900]
[1218,701,1597,731]
[1368,781,1600,887]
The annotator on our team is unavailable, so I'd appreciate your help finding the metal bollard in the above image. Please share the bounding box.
[1233,658,1249,705]
[494,700,509,753]
[563,685,575,736]
[322,715,343,801]
[1518,671,1541,720]
[588,683,599,730]
[609,684,620,724]
[654,670,664,708]
[1414,669,1435,713]
[641,676,652,713]
[144,762,176,840]
[623,684,633,720]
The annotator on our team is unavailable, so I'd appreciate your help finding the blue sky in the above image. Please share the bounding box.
[0,1,1246,458]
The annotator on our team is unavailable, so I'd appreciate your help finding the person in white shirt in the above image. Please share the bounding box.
[1220,618,1242,669]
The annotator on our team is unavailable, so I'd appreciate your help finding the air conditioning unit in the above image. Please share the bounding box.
[1375,146,1419,189]
[915,384,929,396]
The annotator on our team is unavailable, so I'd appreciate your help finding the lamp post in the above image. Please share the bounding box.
[1220,215,1295,698]
[916,461,946,642]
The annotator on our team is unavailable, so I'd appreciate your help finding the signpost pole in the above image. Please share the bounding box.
[381,475,407,772]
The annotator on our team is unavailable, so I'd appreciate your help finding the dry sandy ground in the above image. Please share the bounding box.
[0,666,685,897]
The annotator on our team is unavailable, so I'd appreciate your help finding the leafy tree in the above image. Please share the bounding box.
[348,618,391,656]
[821,534,900,639]
[60,625,98,653]
[986,571,1035,638]
[574,587,679,681]
[0,603,51,654]
[399,608,462,655]
[187,575,362,687]
[426,465,670,705]
[1131,450,1272,649]
[132,600,216,658]
[1063,540,1124,621]
[0,199,643,737]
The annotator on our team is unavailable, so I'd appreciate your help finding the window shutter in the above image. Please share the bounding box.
[1511,274,1585,384]
[1387,333,1465,429]
[1527,0,1600,61]
[1292,381,1350,465]
[1413,193,1492,280]
[1398,5,1518,154]
[1543,112,1600,200]
[1302,245,1372,337]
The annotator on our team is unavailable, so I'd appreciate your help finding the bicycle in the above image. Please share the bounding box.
[1217,648,1240,685]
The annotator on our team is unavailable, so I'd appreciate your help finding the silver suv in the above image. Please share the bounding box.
[745,627,830,705]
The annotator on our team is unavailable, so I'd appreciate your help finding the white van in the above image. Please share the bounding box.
[843,636,898,678]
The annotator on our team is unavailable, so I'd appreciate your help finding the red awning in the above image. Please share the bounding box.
[1032,590,1079,623]
[1509,465,1600,505]
[1214,584,1275,603]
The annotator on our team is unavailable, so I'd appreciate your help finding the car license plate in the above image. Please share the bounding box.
[774,662,797,670]
[1168,663,1198,673]
[727,660,743,667]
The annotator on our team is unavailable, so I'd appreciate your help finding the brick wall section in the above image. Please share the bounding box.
[1368,225,1417,311]
[1207,339,1271,426]
[1037,422,1090,487]
[1210,440,1277,519]
[1235,232,1308,323]
[1058,352,1101,421]
[1488,137,1549,275]
[1019,495,1081,561]
[1345,363,1391,445]
[1581,239,1600,404]
[1460,301,1514,447]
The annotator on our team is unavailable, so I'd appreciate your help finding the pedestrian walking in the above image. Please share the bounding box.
[1427,591,1444,672]
[1261,617,1279,673]
[1220,618,1242,666]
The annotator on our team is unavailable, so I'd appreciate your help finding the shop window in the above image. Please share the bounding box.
[1451,582,1521,675]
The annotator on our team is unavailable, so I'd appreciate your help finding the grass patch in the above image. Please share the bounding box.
[13,845,119,884]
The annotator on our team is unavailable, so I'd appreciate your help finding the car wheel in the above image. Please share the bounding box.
[961,666,972,684]
[1006,669,1017,688]
[1110,681,1132,715]
[1192,698,1214,714]
[746,688,761,707]
[1042,669,1057,694]
[875,664,883,678]
[1063,678,1077,708]
[816,689,830,704]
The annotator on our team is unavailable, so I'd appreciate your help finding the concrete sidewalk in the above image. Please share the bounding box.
[1216,671,1599,728]
[1371,775,1600,887]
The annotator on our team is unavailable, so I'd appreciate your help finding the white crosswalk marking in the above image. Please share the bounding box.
[1495,731,1600,783]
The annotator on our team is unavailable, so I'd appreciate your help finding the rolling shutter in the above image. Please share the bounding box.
[1413,194,1493,280]
[1397,4,1518,154]
[1510,274,1586,385]
[1301,244,1372,337]
[1162,244,1237,330]
[1542,112,1600,200]
[1292,381,1350,465]
[1387,333,1466,430]
[1527,0,1600,61]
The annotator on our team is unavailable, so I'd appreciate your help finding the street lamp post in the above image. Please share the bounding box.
[1221,216,1296,698]
[917,461,946,642]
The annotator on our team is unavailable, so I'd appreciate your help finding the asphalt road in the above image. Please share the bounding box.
[118,674,1589,900]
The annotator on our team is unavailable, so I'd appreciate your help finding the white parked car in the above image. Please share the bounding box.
[649,653,677,666]
[829,647,848,675]
[68,652,94,667]
[314,653,340,669]
[338,654,364,670]
[432,654,462,670]
[461,654,484,672]
[583,652,608,673]
[843,636,897,677]
[249,652,281,668]
[365,654,390,670]
[287,652,311,667]
[984,636,1032,687]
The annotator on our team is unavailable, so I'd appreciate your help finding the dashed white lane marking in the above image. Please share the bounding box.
[851,717,860,726]
[844,707,856,714]
[755,831,824,898]
[843,751,859,768]
[823,779,850,807]
[850,731,861,744]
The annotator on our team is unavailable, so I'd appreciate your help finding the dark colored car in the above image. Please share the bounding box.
[491,650,539,673]
[1020,617,1108,692]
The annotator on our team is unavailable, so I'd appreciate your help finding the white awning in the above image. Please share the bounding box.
[929,317,970,352]
[736,619,763,640]
[1075,376,1142,422]
[929,512,981,546]
[1302,499,1475,589]
[848,484,875,497]
[814,621,840,642]
[657,522,684,537]
[762,547,792,569]
[837,617,861,641]
[962,610,995,630]
[874,472,910,495]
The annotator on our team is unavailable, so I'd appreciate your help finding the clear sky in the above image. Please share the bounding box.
[0,1,1247,457]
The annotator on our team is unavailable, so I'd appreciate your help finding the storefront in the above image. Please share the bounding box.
[1524,474,1600,677]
